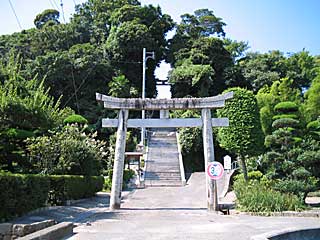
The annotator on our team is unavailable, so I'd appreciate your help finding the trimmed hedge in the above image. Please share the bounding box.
[272,118,300,129]
[274,101,298,113]
[63,114,88,125]
[307,120,320,131]
[6,128,35,139]
[0,173,104,221]
[0,173,50,221]
[272,114,297,120]
[49,175,104,205]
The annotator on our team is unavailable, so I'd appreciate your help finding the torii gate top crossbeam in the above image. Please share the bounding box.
[96,92,233,110]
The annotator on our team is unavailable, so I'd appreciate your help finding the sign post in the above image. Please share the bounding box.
[207,161,224,180]
[207,161,225,211]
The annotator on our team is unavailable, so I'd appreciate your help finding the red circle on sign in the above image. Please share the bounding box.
[207,161,224,180]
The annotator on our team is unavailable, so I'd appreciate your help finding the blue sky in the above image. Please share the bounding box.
[1,0,319,55]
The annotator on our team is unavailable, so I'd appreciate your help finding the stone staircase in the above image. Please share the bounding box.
[144,128,183,187]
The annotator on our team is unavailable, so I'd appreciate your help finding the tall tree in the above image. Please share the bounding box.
[34,9,60,29]
[167,8,226,65]
[303,75,320,122]
[217,87,264,181]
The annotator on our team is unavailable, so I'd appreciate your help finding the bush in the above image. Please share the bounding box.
[0,173,104,221]
[297,150,320,178]
[272,114,298,120]
[233,177,305,212]
[0,173,50,221]
[307,120,320,131]
[123,169,135,184]
[103,169,136,191]
[63,114,88,125]
[273,178,318,201]
[274,101,298,113]
[5,128,35,139]
[272,118,299,129]
[48,175,104,205]
[26,126,107,176]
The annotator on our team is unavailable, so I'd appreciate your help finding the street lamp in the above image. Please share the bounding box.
[141,48,155,145]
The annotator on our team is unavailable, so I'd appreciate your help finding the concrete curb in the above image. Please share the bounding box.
[0,220,57,239]
[251,226,320,240]
[18,222,74,240]
[242,211,320,218]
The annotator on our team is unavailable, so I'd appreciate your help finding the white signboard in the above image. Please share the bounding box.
[223,155,232,170]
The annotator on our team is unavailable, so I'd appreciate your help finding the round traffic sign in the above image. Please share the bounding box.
[207,161,224,180]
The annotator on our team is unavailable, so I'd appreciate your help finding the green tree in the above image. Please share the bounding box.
[108,75,131,98]
[223,38,249,61]
[256,77,302,135]
[34,9,60,29]
[167,9,226,65]
[217,87,264,181]
[262,101,318,201]
[239,51,286,92]
[169,62,214,97]
[0,55,72,172]
[285,50,317,90]
[303,75,320,122]
[262,101,302,180]
[106,4,174,98]
[178,9,226,39]
[169,37,232,97]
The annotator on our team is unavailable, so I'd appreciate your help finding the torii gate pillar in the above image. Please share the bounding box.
[110,109,128,210]
[202,108,218,211]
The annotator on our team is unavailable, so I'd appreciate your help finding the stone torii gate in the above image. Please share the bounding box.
[96,92,233,211]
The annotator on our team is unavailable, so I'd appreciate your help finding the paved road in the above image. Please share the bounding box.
[69,173,320,240]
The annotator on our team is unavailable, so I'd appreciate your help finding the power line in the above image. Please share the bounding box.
[51,0,60,9]
[62,65,97,108]
[8,0,22,30]
[48,0,56,9]
[60,0,66,23]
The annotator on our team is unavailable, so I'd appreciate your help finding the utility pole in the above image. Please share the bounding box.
[141,48,155,145]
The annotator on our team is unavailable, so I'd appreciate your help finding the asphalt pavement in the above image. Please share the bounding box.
[67,173,320,240]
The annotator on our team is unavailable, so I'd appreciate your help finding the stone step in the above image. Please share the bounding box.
[145,128,182,187]
[144,180,183,187]
[145,175,181,179]
[145,172,181,177]
[146,166,180,170]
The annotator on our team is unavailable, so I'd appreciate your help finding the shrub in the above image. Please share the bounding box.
[48,175,104,205]
[63,114,88,125]
[273,178,318,201]
[272,114,298,120]
[272,118,299,129]
[233,176,305,212]
[307,120,320,131]
[0,173,104,221]
[297,150,320,178]
[5,128,35,139]
[103,169,136,191]
[123,169,135,184]
[26,126,107,176]
[0,173,50,221]
[274,101,298,113]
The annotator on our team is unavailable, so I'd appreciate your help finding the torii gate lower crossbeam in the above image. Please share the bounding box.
[96,92,233,211]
